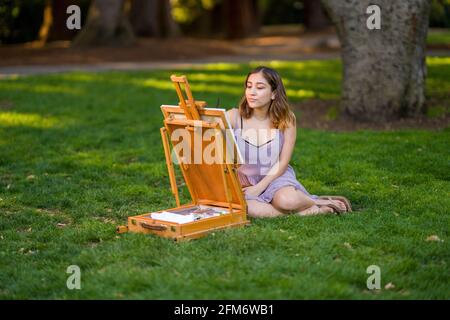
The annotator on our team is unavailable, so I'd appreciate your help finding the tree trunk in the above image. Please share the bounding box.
[130,0,179,37]
[158,0,179,37]
[39,0,79,42]
[225,0,259,39]
[250,0,261,34]
[303,0,330,31]
[38,0,53,43]
[130,0,159,36]
[210,1,226,36]
[72,0,135,47]
[321,0,430,121]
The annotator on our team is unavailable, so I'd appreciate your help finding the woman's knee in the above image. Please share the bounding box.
[272,193,297,211]
[247,205,260,217]
[273,190,314,212]
[247,201,284,218]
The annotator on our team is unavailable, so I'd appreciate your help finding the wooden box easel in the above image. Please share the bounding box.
[117,75,249,241]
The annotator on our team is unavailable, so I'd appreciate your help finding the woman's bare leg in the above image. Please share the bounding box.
[245,189,338,218]
[270,186,348,214]
[271,186,316,212]
[246,200,288,218]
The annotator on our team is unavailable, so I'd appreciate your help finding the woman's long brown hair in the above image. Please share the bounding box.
[238,66,296,131]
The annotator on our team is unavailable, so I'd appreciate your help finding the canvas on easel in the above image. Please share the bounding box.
[117,75,249,241]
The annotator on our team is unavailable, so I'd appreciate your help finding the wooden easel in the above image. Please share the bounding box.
[160,75,243,215]
[117,75,249,241]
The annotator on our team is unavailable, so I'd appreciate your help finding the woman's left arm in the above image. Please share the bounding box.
[244,117,297,196]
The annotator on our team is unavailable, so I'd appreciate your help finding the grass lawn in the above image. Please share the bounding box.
[0,58,449,299]
[427,28,450,46]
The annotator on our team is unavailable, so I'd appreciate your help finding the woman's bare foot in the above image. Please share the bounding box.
[314,199,347,212]
[296,205,334,216]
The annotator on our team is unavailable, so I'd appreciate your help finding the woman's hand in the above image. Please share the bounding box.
[242,184,265,197]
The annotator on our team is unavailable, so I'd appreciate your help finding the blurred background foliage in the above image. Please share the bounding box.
[430,0,450,28]
[0,0,91,44]
[0,0,46,44]
[0,0,449,44]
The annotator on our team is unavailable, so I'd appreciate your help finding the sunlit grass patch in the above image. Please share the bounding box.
[0,82,84,95]
[0,111,60,128]
[427,56,450,65]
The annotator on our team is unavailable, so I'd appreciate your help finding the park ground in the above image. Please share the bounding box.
[0,28,449,299]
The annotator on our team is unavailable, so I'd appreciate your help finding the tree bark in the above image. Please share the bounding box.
[224,0,259,39]
[39,0,80,42]
[210,2,226,35]
[72,0,135,47]
[129,0,159,36]
[187,2,225,37]
[130,0,179,37]
[321,0,430,121]
[250,0,262,34]
[303,0,330,31]
[158,0,179,37]
[40,0,93,44]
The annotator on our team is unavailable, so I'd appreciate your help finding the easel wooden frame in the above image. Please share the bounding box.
[117,75,249,241]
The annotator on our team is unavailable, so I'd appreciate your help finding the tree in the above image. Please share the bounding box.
[224,0,260,39]
[183,0,226,37]
[38,0,89,43]
[72,0,135,47]
[303,0,330,31]
[129,0,179,37]
[321,0,430,121]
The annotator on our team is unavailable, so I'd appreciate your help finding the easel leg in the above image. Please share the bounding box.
[160,127,180,207]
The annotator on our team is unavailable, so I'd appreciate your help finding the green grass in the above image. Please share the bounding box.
[427,28,450,46]
[0,58,449,299]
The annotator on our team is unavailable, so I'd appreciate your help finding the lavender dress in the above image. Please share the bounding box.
[233,113,317,203]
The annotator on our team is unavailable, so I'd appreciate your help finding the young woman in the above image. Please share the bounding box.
[226,66,352,218]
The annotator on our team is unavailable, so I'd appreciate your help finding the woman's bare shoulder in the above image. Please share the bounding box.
[285,112,297,129]
[226,108,238,128]
[226,108,238,117]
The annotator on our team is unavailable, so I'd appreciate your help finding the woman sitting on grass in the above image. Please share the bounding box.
[226,66,352,218]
